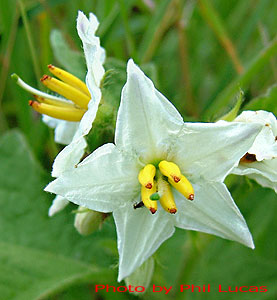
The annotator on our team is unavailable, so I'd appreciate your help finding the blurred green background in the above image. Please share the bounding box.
[0,0,276,299]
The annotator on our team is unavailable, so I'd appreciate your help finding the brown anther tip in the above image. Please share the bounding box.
[40,74,50,82]
[169,208,177,214]
[173,176,180,183]
[145,183,152,189]
[48,64,55,69]
[188,194,194,201]
[150,208,157,214]
[28,100,35,106]
[265,123,270,127]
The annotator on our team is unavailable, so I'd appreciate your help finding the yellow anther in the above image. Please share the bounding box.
[157,177,177,214]
[169,175,194,201]
[138,164,156,189]
[29,100,85,122]
[158,160,182,183]
[41,75,90,109]
[48,64,91,97]
[141,183,158,214]
[34,95,76,109]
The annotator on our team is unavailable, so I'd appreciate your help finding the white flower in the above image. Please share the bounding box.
[47,11,106,216]
[12,11,105,216]
[232,110,277,193]
[45,60,262,281]
[13,11,105,147]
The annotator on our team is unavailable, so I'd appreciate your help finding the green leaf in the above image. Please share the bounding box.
[0,130,117,299]
[0,242,98,300]
[245,84,277,115]
[50,29,86,80]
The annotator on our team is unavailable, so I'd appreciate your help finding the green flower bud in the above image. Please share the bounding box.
[74,206,107,236]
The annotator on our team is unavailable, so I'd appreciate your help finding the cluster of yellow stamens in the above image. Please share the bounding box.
[12,65,91,122]
[138,160,194,214]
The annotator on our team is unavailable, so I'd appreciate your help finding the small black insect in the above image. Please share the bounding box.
[133,201,144,209]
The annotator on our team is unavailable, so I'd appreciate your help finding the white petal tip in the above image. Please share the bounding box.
[249,241,255,250]
[117,274,124,283]
[48,196,69,217]
[48,208,55,217]
[127,59,139,75]
[77,10,99,35]
[44,182,55,193]
[243,236,255,249]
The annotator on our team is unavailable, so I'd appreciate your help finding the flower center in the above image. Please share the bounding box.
[138,160,194,214]
[12,65,91,122]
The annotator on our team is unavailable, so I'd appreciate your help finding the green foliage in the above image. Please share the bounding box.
[245,84,277,115]
[0,131,118,299]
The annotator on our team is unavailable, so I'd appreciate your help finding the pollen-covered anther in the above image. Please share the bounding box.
[138,164,156,189]
[157,175,177,214]
[159,160,182,182]
[40,74,90,109]
[29,100,85,122]
[140,182,158,214]
[158,160,194,201]
[47,64,91,97]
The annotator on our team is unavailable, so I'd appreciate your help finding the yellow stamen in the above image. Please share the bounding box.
[34,95,76,109]
[158,160,182,183]
[157,177,177,214]
[41,75,90,109]
[48,64,91,97]
[159,160,194,200]
[138,164,156,189]
[169,175,194,201]
[29,100,85,122]
[141,183,158,214]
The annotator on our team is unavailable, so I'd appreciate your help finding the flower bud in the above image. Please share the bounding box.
[74,206,107,236]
